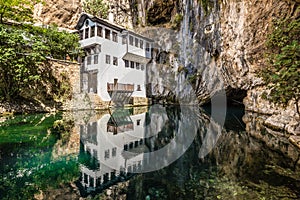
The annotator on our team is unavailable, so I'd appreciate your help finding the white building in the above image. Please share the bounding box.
[75,13,153,104]
[78,107,148,193]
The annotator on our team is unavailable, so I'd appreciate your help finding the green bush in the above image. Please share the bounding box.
[261,17,300,115]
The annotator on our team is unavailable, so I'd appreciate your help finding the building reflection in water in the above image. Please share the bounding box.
[77,106,151,196]
[76,105,203,196]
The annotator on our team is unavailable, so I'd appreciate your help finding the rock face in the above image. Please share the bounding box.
[33,0,83,29]
[146,0,181,25]
[146,0,298,101]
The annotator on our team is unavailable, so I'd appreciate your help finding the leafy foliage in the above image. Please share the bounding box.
[0,0,41,23]
[83,0,109,19]
[261,17,300,115]
[0,24,48,101]
[0,24,82,102]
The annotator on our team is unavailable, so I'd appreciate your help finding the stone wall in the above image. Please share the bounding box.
[0,59,81,114]
[48,59,81,94]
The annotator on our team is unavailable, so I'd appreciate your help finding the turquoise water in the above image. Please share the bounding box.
[0,105,299,199]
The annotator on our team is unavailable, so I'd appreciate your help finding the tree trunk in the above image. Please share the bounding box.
[295,94,300,117]
[296,98,300,117]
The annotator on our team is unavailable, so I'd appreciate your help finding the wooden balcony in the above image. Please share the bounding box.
[107,123,134,134]
[107,83,134,92]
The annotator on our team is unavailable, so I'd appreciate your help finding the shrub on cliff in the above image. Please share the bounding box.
[83,0,109,19]
[0,0,41,24]
[261,17,300,115]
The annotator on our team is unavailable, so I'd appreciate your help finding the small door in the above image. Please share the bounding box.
[88,72,98,93]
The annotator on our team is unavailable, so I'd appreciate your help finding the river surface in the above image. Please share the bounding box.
[0,105,299,200]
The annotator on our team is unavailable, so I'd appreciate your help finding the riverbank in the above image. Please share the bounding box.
[244,87,300,149]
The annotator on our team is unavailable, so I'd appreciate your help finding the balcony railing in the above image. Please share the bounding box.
[107,83,134,92]
[107,123,134,134]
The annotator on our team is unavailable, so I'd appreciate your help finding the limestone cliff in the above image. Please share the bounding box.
[33,0,82,28]
[142,0,300,135]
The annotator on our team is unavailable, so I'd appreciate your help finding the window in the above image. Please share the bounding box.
[141,64,145,70]
[129,142,133,149]
[137,119,141,126]
[105,29,110,40]
[124,144,128,150]
[127,166,132,173]
[137,85,141,91]
[129,35,133,45]
[135,38,139,47]
[85,28,89,39]
[106,55,111,64]
[86,48,92,55]
[136,63,140,70]
[79,30,84,40]
[124,60,129,68]
[105,150,110,160]
[97,26,102,37]
[112,32,118,42]
[122,35,127,45]
[95,45,101,53]
[130,61,134,68]
[140,40,144,49]
[134,141,138,147]
[133,164,137,172]
[146,42,150,52]
[87,56,91,65]
[112,147,117,157]
[113,57,118,66]
[93,149,98,158]
[84,173,88,184]
[91,26,95,37]
[94,55,98,64]
[96,178,101,187]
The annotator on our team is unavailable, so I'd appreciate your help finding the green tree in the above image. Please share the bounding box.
[0,0,41,23]
[261,18,300,116]
[83,0,109,19]
[0,24,82,102]
[0,24,48,101]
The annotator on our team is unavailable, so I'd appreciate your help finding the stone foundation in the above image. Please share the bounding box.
[130,97,150,106]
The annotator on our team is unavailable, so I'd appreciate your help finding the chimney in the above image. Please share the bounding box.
[108,11,114,23]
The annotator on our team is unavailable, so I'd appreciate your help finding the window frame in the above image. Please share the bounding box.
[130,61,135,68]
[87,56,91,65]
[122,35,127,45]
[129,35,134,45]
[84,28,89,39]
[140,40,144,49]
[146,42,150,52]
[112,31,118,42]
[124,60,129,68]
[105,29,111,40]
[90,26,95,37]
[97,25,103,37]
[94,55,98,64]
[79,30,84,40]
[106,55,111,64]
[113,56,118,66]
